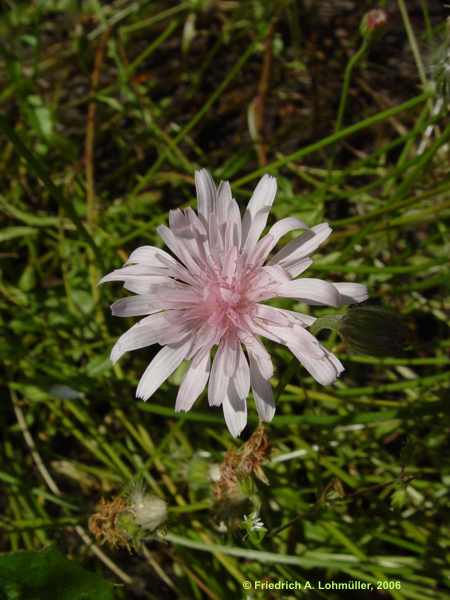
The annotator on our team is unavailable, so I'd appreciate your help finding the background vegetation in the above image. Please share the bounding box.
[1,0,449,598]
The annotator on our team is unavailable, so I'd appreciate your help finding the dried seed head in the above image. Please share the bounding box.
[88,484,168,551]
[88,496,131,550]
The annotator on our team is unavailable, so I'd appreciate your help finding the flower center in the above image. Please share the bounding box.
[199,274,252,332]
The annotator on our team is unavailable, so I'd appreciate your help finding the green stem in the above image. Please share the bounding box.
[233,92,430,187]
[132,38,259,194]
[397,0,428,89]
[335,36,371,134]
[309,315,343,336]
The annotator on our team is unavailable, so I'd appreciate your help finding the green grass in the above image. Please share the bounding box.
[1,1,449,599]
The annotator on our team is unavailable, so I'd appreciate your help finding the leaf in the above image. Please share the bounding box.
[25,95,54,141]
[95,94,124,112]
[0,546,114,600]
[0,226,37,243]
[85,355,113,377]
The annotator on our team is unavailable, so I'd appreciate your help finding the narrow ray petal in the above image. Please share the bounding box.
[195,169,216,220]
[216,180,232,228]
[111,295,162,317]
[234,343,250,399]
[249,354,275,422]
[285,329,344,385]
[253,216,308,266]
[275,278,341,306]
[208,340,228,406]
[99,264,167,284]
[269,222,332,267]
[110,312,170,364]
[136,340,192,400]
[126,245,177,267]
[222,381,247,437]
[175,352,210,412]
[333,282,368,304]
[241,175,277,253]
[241,333,274,379]
[157,225,201,275]
[283,257,313,278]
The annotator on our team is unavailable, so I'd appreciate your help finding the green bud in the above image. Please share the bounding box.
[339,306,410,356]
[390,488,407,510]
[116,510,141,540]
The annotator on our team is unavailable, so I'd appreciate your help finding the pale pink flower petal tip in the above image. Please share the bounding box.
[101,170,368,437]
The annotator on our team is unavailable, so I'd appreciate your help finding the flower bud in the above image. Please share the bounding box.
[360,9,387,37]
[339,306,410,356]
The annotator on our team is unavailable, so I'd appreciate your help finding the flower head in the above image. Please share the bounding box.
[243,511,265,532]
[128,488,167,531]
[101,170,368,437]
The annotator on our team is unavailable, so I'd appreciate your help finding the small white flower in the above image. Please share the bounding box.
[243,511,265,532]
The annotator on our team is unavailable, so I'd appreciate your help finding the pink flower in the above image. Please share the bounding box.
[101,170,368,437]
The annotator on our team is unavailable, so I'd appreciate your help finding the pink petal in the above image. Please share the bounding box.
[186,321,222,361]
[241,175,277,253]
[222,384,247,437]
[223,195,242,250]
[276,278,341,306]
[333,282,368,304]
[249,354,275,422]
[195,169,216,220]
[289,345,342,385]
[248,318,286,344]
[247,265,290,302]
[169,209,208,270]
[215,180,232,228]
[157,225,201,275]
[136,340,192,401]
[99,264,168,284]
[207,340,229,406]
[234,342,251,399]
[126,245,177,268]
[252,216,308,266]
[285,329,344,385]
[110,312,171,363]
[223,336,240,377]
[175,352,210,412]
[111,295,161,317]
[274,324,324,358]
[255,304,293,327]
[156,322,196,346]
[222,246,238,281]
[269,222,332,267]
[149,282,201,308]
[241,333,274,379]
[123,278,168,294]
[283,257,313,278]
[273,307,316,327]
